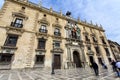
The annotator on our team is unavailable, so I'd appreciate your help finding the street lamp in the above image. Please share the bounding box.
[51,43,55,74]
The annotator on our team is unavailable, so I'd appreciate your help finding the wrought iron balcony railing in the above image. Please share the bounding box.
[39,29,48,33]
[54,32,61,36]
[10,22,23,28]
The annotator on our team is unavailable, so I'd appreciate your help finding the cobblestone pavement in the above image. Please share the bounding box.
[0,67,119,80]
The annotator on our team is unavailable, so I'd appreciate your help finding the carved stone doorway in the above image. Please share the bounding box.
[73,51,82,67]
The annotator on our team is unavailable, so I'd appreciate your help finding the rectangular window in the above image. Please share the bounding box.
[95,46,100,54]
[35,55,44,64]
[93,37,97,42]
[38,39,46,49]
[54,41,60,48]
[11,18,23,28]
[39,25,47,33]
[0,54,12,65]
[101,38,106,44]
[4,35,18,47]
[87,47,91,50]
[54,28,61,36]
[104,48,110,56]
[85,36,90,41]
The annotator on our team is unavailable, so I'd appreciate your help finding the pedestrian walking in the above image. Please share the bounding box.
[115,61,120,77]
[92,61,99,76]
[111,60,116,72]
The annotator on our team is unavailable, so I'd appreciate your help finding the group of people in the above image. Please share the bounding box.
[89,60,120,77]
[89,61,108,76]
[111,60,120,77]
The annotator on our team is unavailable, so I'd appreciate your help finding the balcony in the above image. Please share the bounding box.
[54,32,61,36]
[39,29,48,33]
[36,29,48,38]
[10,22,23,28]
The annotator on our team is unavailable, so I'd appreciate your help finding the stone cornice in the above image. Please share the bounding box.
[7,0,105,32]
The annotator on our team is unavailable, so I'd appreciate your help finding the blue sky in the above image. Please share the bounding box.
[0,0,120,44]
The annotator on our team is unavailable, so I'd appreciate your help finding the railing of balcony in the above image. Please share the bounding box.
[54,32,61,36]
[39,29,48,33]
[10,22,23,28]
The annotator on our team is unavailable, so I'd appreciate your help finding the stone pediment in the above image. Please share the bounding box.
[12,12,28,20]
[52,23,62,28]
[6,27,24,36]
[38,18,50,26]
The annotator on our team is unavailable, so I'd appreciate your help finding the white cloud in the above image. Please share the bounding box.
[80,0,120,44]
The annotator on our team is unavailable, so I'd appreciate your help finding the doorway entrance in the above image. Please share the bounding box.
[73,51,82,67]
[54,54,61,69]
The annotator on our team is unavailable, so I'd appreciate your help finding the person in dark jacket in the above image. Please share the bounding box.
[111,60,116,72]
[92,62,99,76]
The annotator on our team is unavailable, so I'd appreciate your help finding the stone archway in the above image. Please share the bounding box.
[73,51,82,67]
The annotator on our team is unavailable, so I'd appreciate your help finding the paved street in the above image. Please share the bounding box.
[0,67,119,80]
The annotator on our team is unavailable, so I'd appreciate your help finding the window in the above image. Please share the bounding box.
[0,54,12,64]
[54,28,61,36]
[101,38,106,44]
[87,47,91,50]
[39,25,47,33]
[11,18,23,28]
[104,48,110,56]
[38,38,46,49]
[85,36,90,41]
[4,35,18,47]
[35,55,44,64]
[54,41,60,48]
[95,46,100,54]
[93,37,97,42]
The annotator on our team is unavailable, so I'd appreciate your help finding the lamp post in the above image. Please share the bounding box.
[51,43,55,74]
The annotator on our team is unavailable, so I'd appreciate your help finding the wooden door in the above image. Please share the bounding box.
[54,54,61,69]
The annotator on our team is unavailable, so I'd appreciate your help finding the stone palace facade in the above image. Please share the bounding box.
[0,0,115,69]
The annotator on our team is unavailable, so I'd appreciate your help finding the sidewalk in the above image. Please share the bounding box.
[0,67,119,80]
